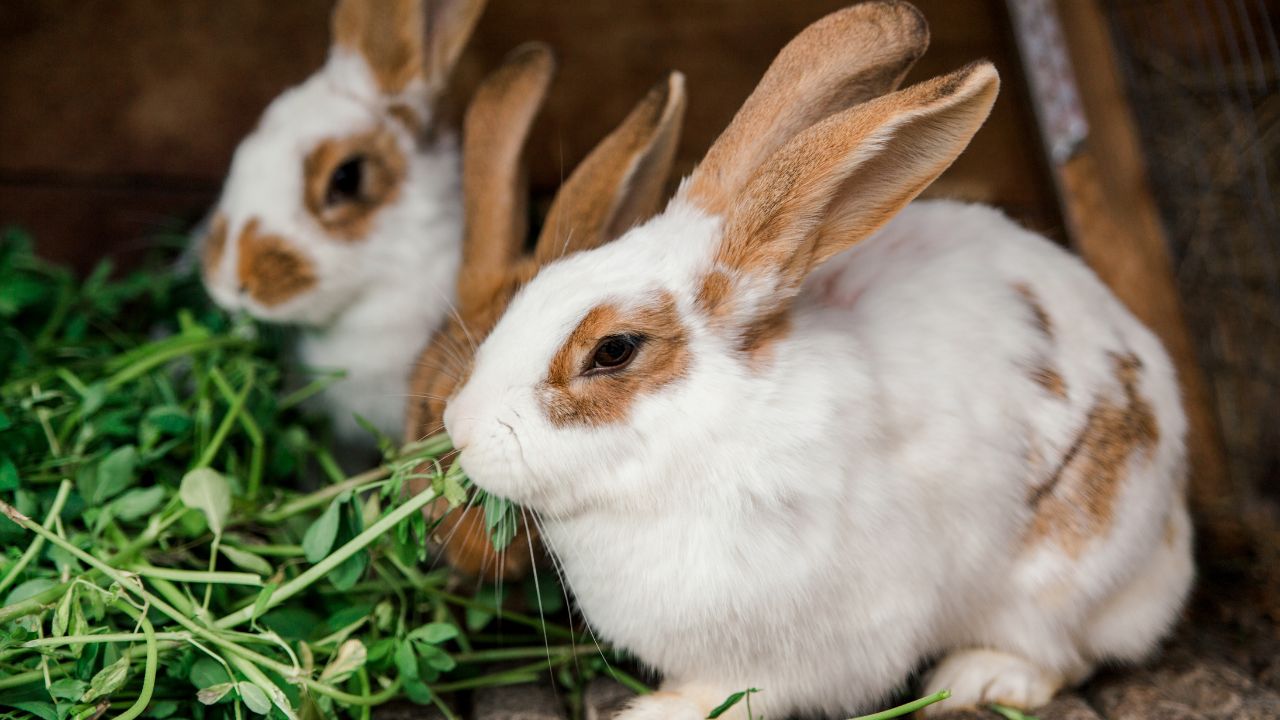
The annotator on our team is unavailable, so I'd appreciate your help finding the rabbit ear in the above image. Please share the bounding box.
[423,0,489,92]
[534,72,687,265]
[679,0,928,216]
[458,43,555,314]
[331,0,486,97]
[709,63,999,338]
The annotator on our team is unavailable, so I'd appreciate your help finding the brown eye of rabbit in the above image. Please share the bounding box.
[586,335,640,375]
[326,156,365,205]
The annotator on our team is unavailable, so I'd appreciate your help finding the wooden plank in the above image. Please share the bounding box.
[1053,0,1245,554]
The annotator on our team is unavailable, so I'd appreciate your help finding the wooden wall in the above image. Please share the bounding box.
[0,0,1060,272]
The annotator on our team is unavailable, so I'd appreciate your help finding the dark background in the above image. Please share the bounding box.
[0,0,1059,271]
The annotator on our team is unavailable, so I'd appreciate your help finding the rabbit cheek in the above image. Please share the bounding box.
[201,214,229,280]
[539,294,689,428]
[303,129,407,242]
[1024,353,1159,556]
[235,220,318,308]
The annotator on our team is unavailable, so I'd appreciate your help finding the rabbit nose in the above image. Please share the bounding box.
[444,409,474,451]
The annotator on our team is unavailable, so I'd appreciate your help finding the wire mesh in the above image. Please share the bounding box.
[1106,0,1280,502]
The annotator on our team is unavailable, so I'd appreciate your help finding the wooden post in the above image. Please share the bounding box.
[1050,0,1245,556]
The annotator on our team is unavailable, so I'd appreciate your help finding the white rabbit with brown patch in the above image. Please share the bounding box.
[406,43,687,579]
[200,0,484,444]
[442,2,1193,718]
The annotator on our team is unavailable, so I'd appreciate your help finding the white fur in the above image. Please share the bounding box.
[446,199,1193,719]
[202,49,461,444]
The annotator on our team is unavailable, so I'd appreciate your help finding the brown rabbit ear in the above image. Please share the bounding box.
[458,43,555,314]
[680,0,928,215]
[331,0,487,96]
[534,72,687,265]
[713,62,999,330]
[423,0,489,92]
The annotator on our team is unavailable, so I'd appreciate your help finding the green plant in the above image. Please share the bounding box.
[0,229,621,719]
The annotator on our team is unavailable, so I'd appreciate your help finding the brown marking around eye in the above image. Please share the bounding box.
[303,127,407,241]
[201,213,228,277]
[538,292,689,427]
[236,219,317,307]
[1025,352,1159,555]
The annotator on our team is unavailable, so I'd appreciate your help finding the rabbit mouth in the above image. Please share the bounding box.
[454,416,541,507]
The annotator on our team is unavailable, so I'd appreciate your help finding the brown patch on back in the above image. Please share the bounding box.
[1030,365,1068,399]
[539,292,689,427]
[1013,282,1053,340]
[332,0,425,95]
[1014,283,1067,399]
[236,219,317,307]
[201,213,228,276]
[1025,352,1160,555]
[303,127,407,241]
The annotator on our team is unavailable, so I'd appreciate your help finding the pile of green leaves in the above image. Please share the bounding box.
[0,230,634,720]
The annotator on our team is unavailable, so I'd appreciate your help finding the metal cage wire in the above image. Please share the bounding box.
[1105,0,1280,504]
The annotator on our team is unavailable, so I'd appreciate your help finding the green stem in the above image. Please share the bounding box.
[0,497,402,707]
[223,543,304,558]
[848,690,952,720]
[105,336,241,389]
[430,658,563,693]
[215,486,439,629]
[23,632,189,648]
[435,590,581,641]
[128,564,263,586]
[603,666,652,695]
[198,366,254,468]
[0,479,72,596]
[111,600,159,720]
[257,465,390,523]
[453,645,587,664]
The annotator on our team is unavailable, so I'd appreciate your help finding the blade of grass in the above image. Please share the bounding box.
[215,485,441,629]
[848,690,951,720]
[0,479,71,595]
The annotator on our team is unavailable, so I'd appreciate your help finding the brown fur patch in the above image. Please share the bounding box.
[332,0,424,95]
[235,219,317,307]
[387,103,424,136]
[539,292,689,427]
[201,213,227,276]
[303,127,407,241]
[1025,352,1160,555]
[695,269,733,320]
[1013,282,1053,340]
[1030,365,1069,399]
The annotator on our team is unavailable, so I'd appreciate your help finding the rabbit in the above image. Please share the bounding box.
[403,43,687,580]
[440,2,1194,718]
[198,0,486,447]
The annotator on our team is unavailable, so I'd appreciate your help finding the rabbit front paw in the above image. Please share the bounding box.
[921,649,1063,716]
[613,691,706,720]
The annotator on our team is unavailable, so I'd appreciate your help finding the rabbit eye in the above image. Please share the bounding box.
[586,335,640,375]
[326,156,365,205]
